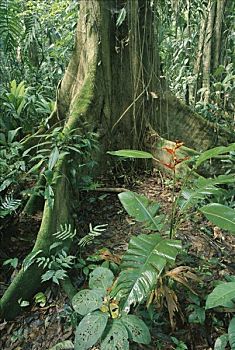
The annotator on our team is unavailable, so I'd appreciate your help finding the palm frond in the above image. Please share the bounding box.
[0,0,23,53]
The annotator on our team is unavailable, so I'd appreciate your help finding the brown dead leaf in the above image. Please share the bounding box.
[162,285,179,329]
[100,249,121,264]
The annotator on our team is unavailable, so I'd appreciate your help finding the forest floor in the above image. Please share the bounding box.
[0,170,234,350]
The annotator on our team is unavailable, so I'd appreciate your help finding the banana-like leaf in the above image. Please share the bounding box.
[181,185,224,211]
[200,204,235,233]
[100,319,129,350]
[195,143,235,168]
[118,191,163,231]
[228,317,235,349]
[74,311,108,350]
[111,234,181,312]
[206,282,235,309]
[107,150,153,159]
[195,174,235,187]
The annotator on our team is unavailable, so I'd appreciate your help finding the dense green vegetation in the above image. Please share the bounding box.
[0,0,235,349]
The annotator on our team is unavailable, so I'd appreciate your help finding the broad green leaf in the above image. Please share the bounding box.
[200,204,235,233]
[28,159,44,174]
[111,234,181,312]
[121,314,151,345]
[188,305,205,325]
[48,146,60,170]
[107,150,153,159]
[206,282,235,309]
[101,319,129,350]
[228,317,235,349]
[72,289,104,316]
[89,267,114,291]
[23,141,51,156]
[8,127,22,143]
[118,191,163,231]
[195,143,235,168]
[49,340,74,350]
[181,186,224,211]
[74,311,108,350]
[196,174,235,187]
[214,334,228,350]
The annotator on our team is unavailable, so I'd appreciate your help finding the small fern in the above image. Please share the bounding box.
[53,223,76,240]
[78,223,108,248]
[0,195,21,217]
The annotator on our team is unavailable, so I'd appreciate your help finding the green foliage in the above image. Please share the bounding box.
[89,266,114,291]
[72,266,151,350]
[53,223,77,241]
[3,257,19,269]
[0,0,23,53]
[72,289,104,316]
[206,282,235,309]
[121,314,151,344]
[0,195,21,217]
[49,340,74,350]
[111,233,181,312]
[228,317,235,349]
[200,203,235,233]
[214,334,229,350]
[118,191,164,231]
[23,127,98,208]
[74,311,109,350]
[0,127,25,195]
[107,150,153,159]
[78,223,108,247]
[101,320,129,350]
[195,143,235,168]
[34,292,47,307]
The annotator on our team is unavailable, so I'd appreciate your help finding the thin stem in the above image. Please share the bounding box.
[169,169,176,239]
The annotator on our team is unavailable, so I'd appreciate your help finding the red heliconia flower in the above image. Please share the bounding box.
[174,156,190,165]
[161,161,175,170]
[175,140,184,149]
[162,147,175,155]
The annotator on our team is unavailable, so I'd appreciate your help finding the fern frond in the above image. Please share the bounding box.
[53,223,76,240]
[0,195,21,217]
[78,223,107,247]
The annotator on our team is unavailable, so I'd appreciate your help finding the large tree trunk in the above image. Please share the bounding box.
[0,0,234,320]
